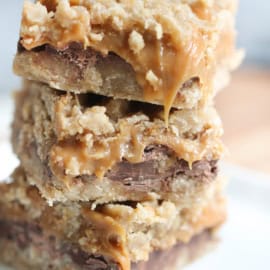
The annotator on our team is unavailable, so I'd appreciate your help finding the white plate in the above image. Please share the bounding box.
[187,163,270,270]
[0,96,269,270]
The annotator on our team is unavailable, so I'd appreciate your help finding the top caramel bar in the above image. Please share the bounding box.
[17,0,241,118]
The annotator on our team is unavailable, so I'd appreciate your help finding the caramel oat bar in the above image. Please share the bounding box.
[14,0,242,118]
[0,167,225,270]
[1,0,242,269]
[12,81,224,205]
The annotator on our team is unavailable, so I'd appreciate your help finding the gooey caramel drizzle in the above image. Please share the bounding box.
[82,208,130,270]
[21,0,236,123]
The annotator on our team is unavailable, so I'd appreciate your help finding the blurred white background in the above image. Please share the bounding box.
[0,1,22,93]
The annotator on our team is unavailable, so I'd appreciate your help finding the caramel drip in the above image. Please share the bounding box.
[86,27,188,125]
[82,208,130,270]
[20,1,235,123]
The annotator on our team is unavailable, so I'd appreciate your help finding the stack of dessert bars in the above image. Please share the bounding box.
[0,1,242,269]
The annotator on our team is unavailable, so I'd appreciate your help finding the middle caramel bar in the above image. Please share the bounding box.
[12,81,224,205]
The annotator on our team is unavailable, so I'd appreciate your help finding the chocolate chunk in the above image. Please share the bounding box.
[107,145,218,192]
[0,220,42,249]
[50,43,97,72]
[68,246,119,270]
[17,42,99,78]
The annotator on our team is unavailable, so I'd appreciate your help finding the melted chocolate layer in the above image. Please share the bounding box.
[106,145,218,192]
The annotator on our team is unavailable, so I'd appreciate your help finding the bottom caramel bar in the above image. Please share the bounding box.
[0,227,217,270]
[0,168,226,270]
